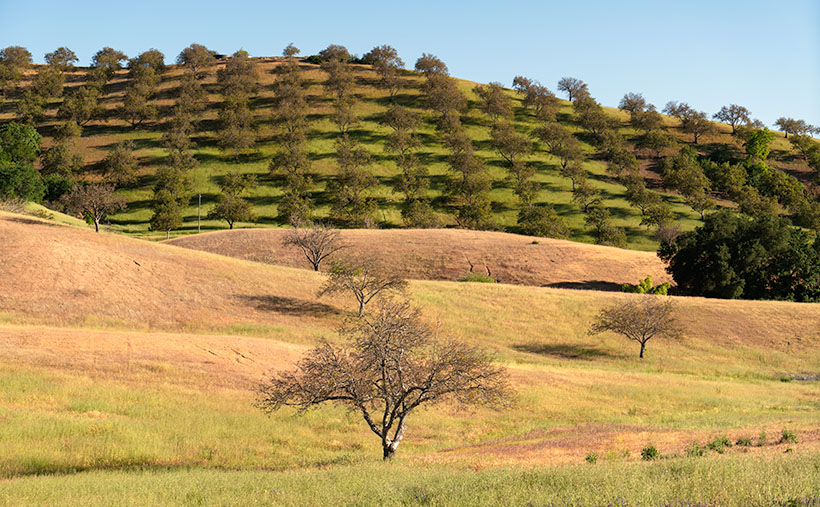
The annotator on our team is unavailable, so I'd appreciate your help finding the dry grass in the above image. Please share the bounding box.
[167,227,670,288]
[1,212,819,474]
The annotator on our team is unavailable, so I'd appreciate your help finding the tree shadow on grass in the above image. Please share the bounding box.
[512,342,615,360]
[545,280,624,292]
[236,294,340,317]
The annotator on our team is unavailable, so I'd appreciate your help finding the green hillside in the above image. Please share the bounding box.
[1,53,817,249]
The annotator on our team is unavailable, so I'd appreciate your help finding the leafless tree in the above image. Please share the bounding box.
[61,183,126,232]
[589,297,682,358]
[281,224,348,271]
[257,299,511,459]
[318,257,408,316]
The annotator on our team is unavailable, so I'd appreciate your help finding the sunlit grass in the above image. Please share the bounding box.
[2,454,819,506]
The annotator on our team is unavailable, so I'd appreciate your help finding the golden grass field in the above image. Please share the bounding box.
[1,211,819,504]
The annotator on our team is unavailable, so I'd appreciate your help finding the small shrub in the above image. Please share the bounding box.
[757,430,767,447]
[707,435,732,454]
[29,207,53,220]
[779,376,792,383]
[303,55,322,65]
[735,436,753,447]
[779,429,798,444]
[621,275,671,295]
[0,197,26,213]
[785,447,794,454]
[531,240,539,245]
[585,453,598,464]
[457,273,495,283]
[641,445,659,461]
[685,442,706,457]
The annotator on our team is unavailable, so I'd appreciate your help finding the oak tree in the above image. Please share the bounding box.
[590,297,681,358]
[713,104,750,135]
[61,183,126,232]
[557,77,588,102]
[257,299,511,459]
[282,224,349,271]
[318,258,408,316]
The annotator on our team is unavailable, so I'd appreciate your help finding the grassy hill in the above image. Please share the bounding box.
[166,227,671,289]
[3,56,814,250]
[1,212,819,504]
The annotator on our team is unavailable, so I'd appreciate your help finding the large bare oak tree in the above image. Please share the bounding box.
[257,299,511,459]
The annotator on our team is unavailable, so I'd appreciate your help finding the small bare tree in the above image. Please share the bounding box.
[61,183,126,232]
[589,297,682,358]
[318,257,408,316]
[257,299,511,459]
[281,224,348,271]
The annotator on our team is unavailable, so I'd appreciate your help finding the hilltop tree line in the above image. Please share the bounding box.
[1,43,819,242]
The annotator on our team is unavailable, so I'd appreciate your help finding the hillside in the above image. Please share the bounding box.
[1,212,819,486]
[167,227,670,289]
[3,55,815,250]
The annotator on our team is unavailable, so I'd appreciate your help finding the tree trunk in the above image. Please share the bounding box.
[639,341,646,358]
[229,222,234,230]
[358,299,365,316]
[94,219,100,232]
[383,445,395,460]
[166,230,170,240]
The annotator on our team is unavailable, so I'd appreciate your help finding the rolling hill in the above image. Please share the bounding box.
[1,211,819,481]
[166,227,671,289]
[3,55,815,251]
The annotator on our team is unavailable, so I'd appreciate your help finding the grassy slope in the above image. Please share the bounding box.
[6,58,811,249]
[1,213,819,504]
[166,227,671,288]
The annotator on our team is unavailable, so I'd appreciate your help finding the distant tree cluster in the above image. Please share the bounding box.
[321,44,378,227]
[0,122,44,202]
[2,41,819,246]
[271,44,313,225]
[217,50,258,159]
[119,49,166,127]
[416,54,493,230]
[660,210,820,301]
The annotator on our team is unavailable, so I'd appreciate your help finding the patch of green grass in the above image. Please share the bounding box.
[35,65,709,250]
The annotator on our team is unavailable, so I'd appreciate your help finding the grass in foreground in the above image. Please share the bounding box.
[2,453,819,506]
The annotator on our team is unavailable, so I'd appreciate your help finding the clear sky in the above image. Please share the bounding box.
[1,0,818,126]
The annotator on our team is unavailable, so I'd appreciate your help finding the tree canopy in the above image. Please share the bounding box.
[659,210,820,301]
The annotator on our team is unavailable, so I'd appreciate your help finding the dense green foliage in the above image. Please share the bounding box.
[0,122,44,201]
[621,275,670,295]
[660,210,820,301]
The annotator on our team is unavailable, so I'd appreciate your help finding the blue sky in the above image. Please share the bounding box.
[1,0,818,126]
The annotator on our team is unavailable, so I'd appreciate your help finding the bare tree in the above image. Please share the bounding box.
[282,224,348,271]
[589,297,682,358]
[318,258,408,316]
[257,299,511,459]
[61,183,126,232]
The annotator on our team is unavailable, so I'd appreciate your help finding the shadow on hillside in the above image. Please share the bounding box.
[512,343,615,360]
[236,294,339,317]
[545,280,623,292]
[2,216,62,227]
